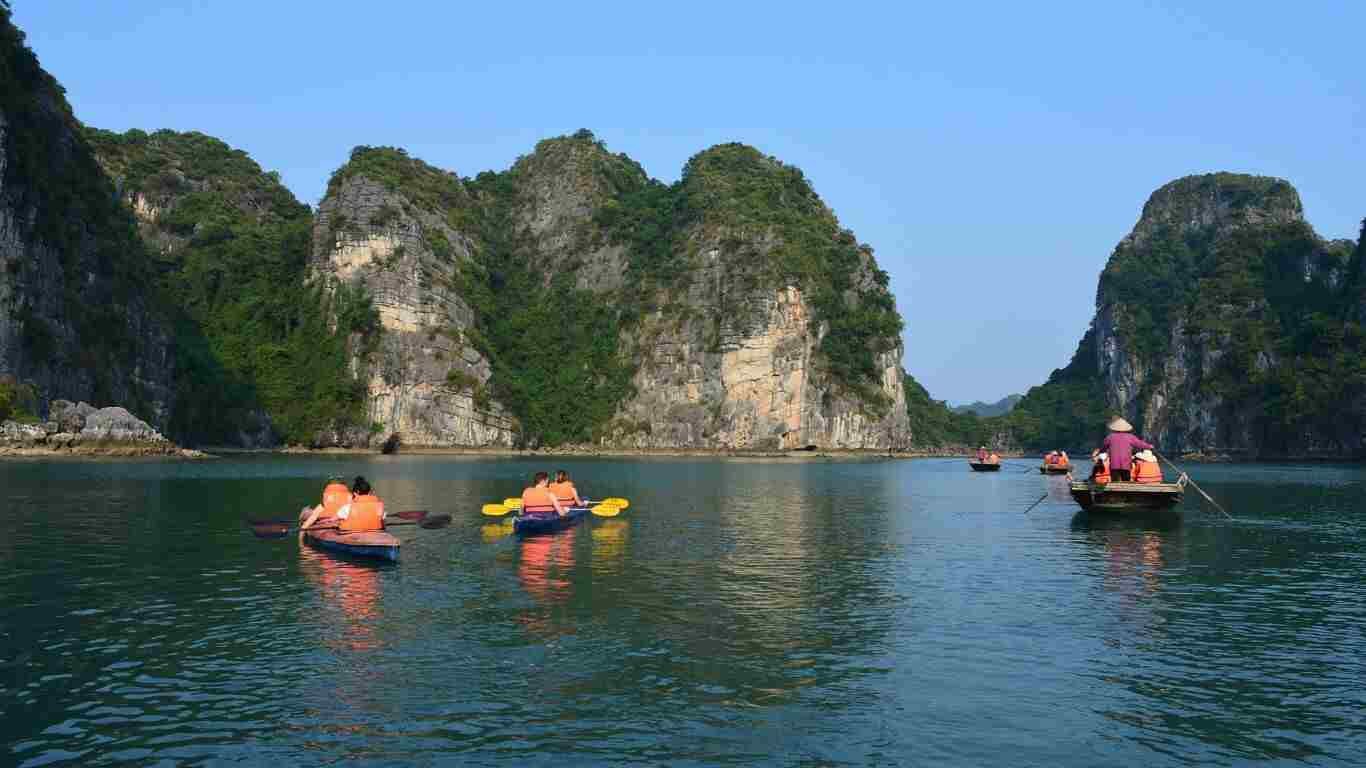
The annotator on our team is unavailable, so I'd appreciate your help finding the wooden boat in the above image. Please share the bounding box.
[1040,464,1071,474]
[297,509,401,562]
[1068,474,1187,514]
[514,506,588,536]
[968,462,1002,472]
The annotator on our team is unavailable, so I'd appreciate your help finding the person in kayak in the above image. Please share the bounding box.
[548,470,583,509]
[522,471,566,517]
[1096,417,1154,482]
[300,475,353,531]
[338,476,386,532]
[976,446,989,462]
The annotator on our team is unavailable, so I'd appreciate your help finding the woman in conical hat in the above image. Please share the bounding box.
[1097,415,1151,482]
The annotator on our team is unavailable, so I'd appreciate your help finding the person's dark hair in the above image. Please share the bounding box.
[533,471,549,485]
[555,470,568,483]
[352,476,371,495]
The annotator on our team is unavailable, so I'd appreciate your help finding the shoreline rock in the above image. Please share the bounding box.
[0,401,209,459]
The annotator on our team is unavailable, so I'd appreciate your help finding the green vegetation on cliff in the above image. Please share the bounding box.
[902,374,991,447]
[1001,329,1108,450]
[88,129,377,444]
[0,8,157,392]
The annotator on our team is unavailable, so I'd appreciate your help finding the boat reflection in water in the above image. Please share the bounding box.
[590,520,629,576]
[297,544,386,653]
[516,527,578,639]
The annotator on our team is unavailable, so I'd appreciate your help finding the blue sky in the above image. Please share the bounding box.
[14,1,1363,404]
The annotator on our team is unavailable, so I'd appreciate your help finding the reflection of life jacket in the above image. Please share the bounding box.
[321,482,352,516]
[522,486,557,513]
[1092,456,1111,484]
[548,481,578,507]
[1133,460,1163,484]
[339,493,385,532]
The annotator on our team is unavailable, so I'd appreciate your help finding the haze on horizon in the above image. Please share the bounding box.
[13,1,1362,405]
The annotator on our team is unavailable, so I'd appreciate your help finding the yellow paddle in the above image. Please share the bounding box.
[502,498,523,510]
[481,503,510,516]
[600,497,629,510]
[590,503,621,517]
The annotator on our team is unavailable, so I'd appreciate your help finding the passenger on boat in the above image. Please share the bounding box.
[522,471,566,517]
[976,446,989,462]
[1090,451,1111,484]
[1044,451,1056,465]
[300,475,353,531]
[987,451,1001,464]
[548,470,583,510]
[337,476,386,532]
[1097,417,1153,482]
[1132,449,1163,483]
[1057,451,1069,468]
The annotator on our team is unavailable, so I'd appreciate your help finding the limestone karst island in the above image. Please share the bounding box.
[3,3,1364,767]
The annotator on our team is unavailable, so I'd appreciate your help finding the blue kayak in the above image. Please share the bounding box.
[514,506,587,536]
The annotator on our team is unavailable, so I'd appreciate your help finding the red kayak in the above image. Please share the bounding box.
[297,508,401,562]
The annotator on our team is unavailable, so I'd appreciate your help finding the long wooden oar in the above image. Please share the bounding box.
[1022,492,1049,513]
[249,510,439,538]
[1156,453,1232,518]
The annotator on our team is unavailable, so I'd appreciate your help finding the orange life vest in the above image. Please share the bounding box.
[339,493,385,532]
[522,486,558,513]
[1092,457,1111,484]
[548,481,578,507]
[1133,459,1163,484]
[321,483,352,517]
[1056,456,1069,467]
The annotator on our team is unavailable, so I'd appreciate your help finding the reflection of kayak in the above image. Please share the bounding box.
[969,462,1001,472]
[297,509,401,562]
[514,506,587,536]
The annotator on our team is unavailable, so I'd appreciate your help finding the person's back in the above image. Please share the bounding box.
[1091,452,1111,484]
[321,481,351,517]
[1058,451,1069,467]
[338,477,385,532]
[1132,450,1163,483]
[548,471,580,509]
[522,471,564,516]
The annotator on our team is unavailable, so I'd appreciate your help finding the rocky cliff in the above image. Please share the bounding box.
[312,148,516,448]
[313,134,909,450]
[1014,173,1365,457]
[0,11,173,423]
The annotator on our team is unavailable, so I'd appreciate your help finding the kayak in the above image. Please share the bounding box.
[297,508,401,562]
[514,506,587,536]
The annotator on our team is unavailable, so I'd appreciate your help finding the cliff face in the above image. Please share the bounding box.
[1034,173,1364,457]
[311,149,516,447]
[313,135,909,450]
[0,13,173,422]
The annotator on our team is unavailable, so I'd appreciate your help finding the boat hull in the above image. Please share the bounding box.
[1069,479,1184,514]
[969,462,1002,472]
[297,509,401,562]
[1040,465,1070,474]
[514,506,588,536]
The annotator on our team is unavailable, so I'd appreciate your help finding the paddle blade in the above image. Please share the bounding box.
[393,510,429,521]
[418,513,452,529]
[249,523,291,539]
[482,503,510,517]
[502,498,523,510]
[602,497,629,510]
[591,503,621,517]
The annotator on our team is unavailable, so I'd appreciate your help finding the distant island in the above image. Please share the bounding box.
[951,395,1022,418]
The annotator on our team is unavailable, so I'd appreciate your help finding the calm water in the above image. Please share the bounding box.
[1,456,1363,766]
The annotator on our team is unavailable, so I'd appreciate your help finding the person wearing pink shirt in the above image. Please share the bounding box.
[1097,416,1153,482]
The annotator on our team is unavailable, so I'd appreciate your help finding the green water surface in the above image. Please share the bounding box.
[1,456,1363,766]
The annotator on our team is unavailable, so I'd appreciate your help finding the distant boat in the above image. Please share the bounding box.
[1069,475,1187,514]
[968,461,1002,472]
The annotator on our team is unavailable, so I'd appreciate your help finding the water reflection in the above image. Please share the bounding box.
[298,545,387,653]
[516,527,578,640]
[590,520,628,576]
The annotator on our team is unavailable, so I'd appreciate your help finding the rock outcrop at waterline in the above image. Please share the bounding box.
[1013,172,1365,458]
[0,400,202,456]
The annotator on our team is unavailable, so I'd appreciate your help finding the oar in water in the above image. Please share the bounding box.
[248,510,439,538]
[1156,453,1232,519]
[1022,492,1049,513]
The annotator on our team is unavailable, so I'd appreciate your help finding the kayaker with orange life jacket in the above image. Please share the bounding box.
[337,476,386,532]
[522,471,566,517]
[976,446,989,462]
[1057,451,1069,467]
[1096,417,1154,482]
[548,470,583,510]
[300,475,353,531]
[1132,449,1163,483]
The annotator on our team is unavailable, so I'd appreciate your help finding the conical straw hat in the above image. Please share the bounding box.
[1107,416,1133,432]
